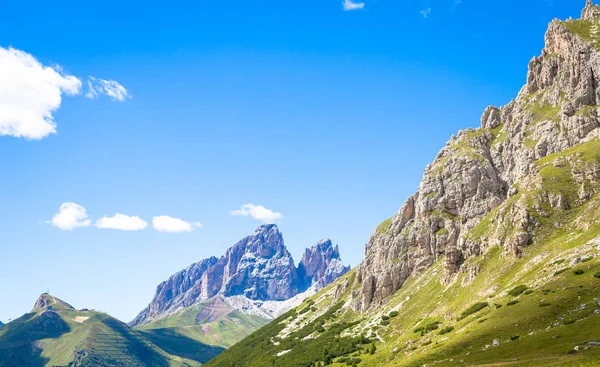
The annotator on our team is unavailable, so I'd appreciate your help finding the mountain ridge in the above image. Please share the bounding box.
[131,224,349,327]
[207,2,600,366]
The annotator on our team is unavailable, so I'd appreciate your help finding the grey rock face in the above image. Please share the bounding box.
[132,225,349,326]
[350,1,600,313]
[297,239,350,290]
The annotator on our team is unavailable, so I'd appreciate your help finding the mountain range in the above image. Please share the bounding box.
[0,225,349,366]
[207,2,600,366]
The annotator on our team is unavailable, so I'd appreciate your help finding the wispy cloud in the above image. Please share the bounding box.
[420,8,431,18]
[152,216,203,233]
[85,77,130,102]
[50,203,92,231]
[343,0,365,11]
[96,213,148,231]
[231,204,283,223]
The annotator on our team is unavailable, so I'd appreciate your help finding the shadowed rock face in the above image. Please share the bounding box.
[297,239,351,291]
[131,225,349,326]
[349,0,600,313]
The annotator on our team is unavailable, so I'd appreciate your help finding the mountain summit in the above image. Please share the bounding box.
[208,2,600,366]
[131,224,349,329]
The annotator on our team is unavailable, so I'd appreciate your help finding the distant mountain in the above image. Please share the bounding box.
[131,224,350,348]
[0,294,221,367]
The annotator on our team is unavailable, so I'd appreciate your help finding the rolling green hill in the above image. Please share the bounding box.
[0,294,222,367]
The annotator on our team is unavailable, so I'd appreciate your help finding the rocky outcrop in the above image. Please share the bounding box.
[32,293,74,312]
[131,257,219,326]
[297,240,350,290]
[132,225,349,326]
[352,0,600,313]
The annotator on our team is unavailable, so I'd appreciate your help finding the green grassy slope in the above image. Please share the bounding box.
[206,141,600,367]
[0,297,211,367]
[137,300,269,349]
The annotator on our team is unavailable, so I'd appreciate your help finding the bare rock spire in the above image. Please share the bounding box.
[583,0,599,20]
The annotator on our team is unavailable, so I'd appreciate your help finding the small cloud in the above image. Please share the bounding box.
[231,204,283,223]
[51,203,91,231]
[152,216,203,233]
[85,76,130,102]
[0,47,81,140]
[96,213,147,231]
[343,0,365,11]
[420,8,431,18]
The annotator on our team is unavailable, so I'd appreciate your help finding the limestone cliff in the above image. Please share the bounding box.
[351,0,600,312]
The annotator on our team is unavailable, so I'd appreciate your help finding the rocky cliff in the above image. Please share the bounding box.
[132,224,349,326]
[350,0,600,313]
[297,239,351,290]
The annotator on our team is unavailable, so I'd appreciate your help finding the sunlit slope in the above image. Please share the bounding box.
[206,142,600,367]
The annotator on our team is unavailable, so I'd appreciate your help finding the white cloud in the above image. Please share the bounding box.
[0,47,81,140]
[343,0,365,11]
[51,203,91,231]
[420,8,431,18]
[96,213,148,231]
[231,204,283,223]
[152,216,203,233]
[85,76,130,102]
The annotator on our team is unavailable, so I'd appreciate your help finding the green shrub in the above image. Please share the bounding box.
[425,323,439,332]
[380,319,390,326]
[381,315,390,321]
[507,300,519,306]
[573,269,585,275]
[595,272,600,279]
[478,318,487,323]
[563,318,576,325]
[422,340,432,346]
[389,311,399,318]
[539,302,552,307]
[581,257,593,263]
[439,326,454,335]
[369,343,376,355]
[511,335,520,341]
[458,302,489,320]
[508,285,528,297]
[413,327,424,333]
[524,289,533,295]
[494,303,503,309]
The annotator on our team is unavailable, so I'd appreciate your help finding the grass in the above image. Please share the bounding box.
[562,18,600,50]
[376,218,393,234]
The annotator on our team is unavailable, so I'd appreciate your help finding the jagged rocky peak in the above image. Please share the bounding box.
[132,224,349,326]
[220,223,298,301]
[346,1,600,313]
[583,0,600,20]
[298,239,350,290]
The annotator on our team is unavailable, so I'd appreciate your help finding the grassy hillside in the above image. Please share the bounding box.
[206,140,600,367]
[137,300,269,349]
[0,296,213,367]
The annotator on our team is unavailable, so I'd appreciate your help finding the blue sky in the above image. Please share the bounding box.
[0,0,588,322]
